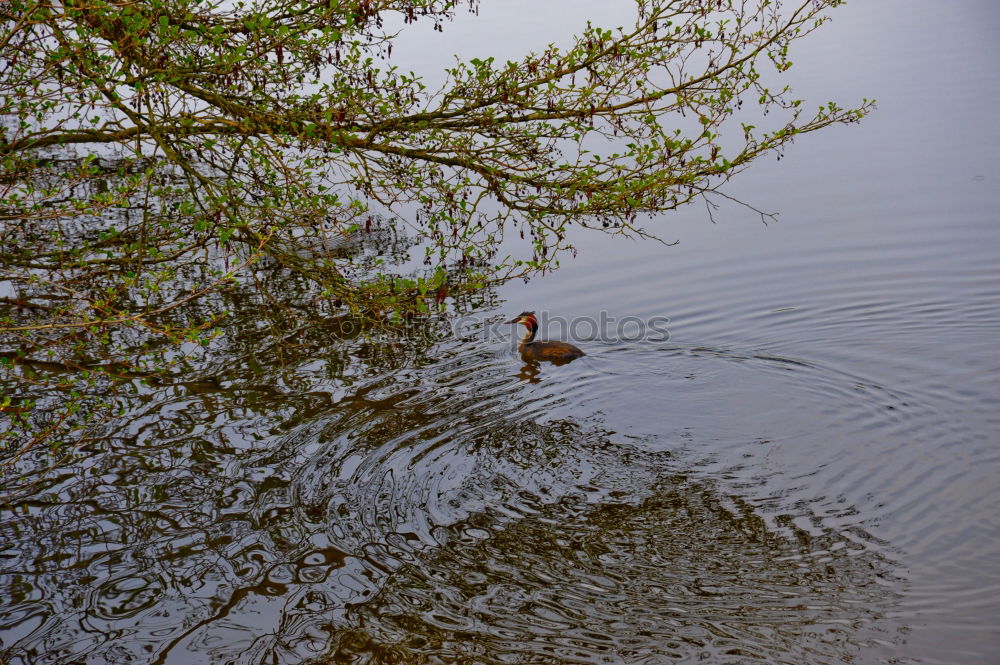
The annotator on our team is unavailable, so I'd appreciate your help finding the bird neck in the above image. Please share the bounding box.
[520,321,538,345]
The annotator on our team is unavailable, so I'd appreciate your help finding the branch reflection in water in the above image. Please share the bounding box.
[0,290,905,663]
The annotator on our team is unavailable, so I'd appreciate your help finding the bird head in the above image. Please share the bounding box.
[505,311,537,328]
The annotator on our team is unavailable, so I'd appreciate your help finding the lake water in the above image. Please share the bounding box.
[2,2,999,664]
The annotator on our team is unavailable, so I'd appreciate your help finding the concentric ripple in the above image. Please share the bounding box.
[4,4,1000,660]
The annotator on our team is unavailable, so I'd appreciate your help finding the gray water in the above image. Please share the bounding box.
[2,2,999,664]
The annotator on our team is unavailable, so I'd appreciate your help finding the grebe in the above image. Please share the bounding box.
[506,311,585,365]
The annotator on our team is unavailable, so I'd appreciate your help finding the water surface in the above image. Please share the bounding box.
[2,2,999,664]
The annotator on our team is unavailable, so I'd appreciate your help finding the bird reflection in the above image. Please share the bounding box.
[515,361,542,384]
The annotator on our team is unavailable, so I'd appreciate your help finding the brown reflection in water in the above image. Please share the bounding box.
[334,476,903,665]
[0,380,905,665]
[515,361,542,383]
[0,247,904,664]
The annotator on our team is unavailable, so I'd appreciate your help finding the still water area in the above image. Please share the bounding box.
[2,2,1000,664]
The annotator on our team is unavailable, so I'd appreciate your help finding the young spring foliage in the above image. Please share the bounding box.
[3,0,871,277]
[0,0,871,453]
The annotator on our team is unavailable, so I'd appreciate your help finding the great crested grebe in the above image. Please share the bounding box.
[506,311,585,364]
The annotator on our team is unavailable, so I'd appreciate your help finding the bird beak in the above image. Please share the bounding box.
[505,316,522,324]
